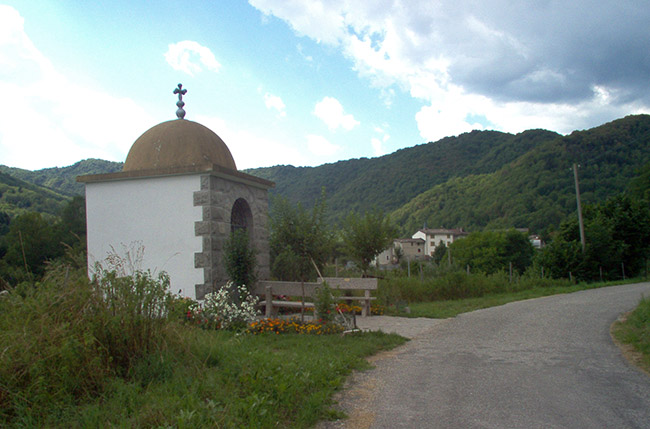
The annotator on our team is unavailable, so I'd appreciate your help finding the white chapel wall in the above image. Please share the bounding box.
[85,174,203,299]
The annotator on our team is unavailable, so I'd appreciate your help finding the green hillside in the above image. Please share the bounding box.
[391,115,650,235]
[0,159,123,196]
[247,128,559,223]
[247,115,650,235]
[0,172,70,219]
[2,115,649,238]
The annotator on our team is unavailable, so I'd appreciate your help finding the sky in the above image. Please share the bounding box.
[1,1,649,171]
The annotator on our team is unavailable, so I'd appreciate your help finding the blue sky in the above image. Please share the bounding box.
[1,1,649,171]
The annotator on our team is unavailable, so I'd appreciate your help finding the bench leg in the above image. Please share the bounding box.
[362,290,370,317]
[265,285,273,318]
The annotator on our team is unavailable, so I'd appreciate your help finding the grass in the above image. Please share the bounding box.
[612,296,650,373]
[388,278,645,319]
[2,253,645,427]
[68,329,405,428]
[0,263,406,428]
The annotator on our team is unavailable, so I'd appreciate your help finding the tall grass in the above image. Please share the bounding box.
[0,257,406,427]
[377,268,572,306]
[0,256,177,421]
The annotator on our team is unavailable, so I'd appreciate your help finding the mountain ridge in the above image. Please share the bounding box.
[2,115,649,237]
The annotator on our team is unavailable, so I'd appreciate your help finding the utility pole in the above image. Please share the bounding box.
[573,163,586,253]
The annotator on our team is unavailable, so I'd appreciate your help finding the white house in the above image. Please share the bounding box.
[412,228,469,257]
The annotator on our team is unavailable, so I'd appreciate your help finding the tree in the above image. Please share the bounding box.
[341,209,396,276]
[394,246,404,264]
[450,229,534,275]
[269,192,333,282]
[223,229,256,288]
[432,242,447,265]
[58,196,86,243]
[0,212,62,282]
[503,229,535,274]
[538,193,650,281]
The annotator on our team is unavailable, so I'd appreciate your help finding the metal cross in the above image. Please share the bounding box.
[173,83,187,119]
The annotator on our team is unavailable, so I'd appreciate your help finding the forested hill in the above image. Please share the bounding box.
[2,115,650,237]
[0,172,70,219]
[247,128,560,222]
[246,114,650,234]
[0,159,123,197]
[391,115,650,235]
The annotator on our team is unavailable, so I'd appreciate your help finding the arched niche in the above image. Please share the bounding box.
[230,198,253,236]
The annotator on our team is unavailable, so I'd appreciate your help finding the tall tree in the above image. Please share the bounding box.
[450,229,534,275]
[539,194,650,281]
[341,209,396,276]
[269,191,333,282]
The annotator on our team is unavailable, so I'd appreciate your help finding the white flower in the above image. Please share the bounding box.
[201,282,259,329]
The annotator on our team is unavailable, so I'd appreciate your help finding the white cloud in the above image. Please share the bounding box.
[249,1,650,139]
[263,92,286,117]
[307,134,340,157]
[371,138,385,157]
[371,127,390,156]
[0,6,152,169]
[194,114,309,169]
[164,41,221,77]
[250,0,348,45]
[313,96,359,131]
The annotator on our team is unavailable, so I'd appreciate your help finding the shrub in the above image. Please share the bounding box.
[193,282,260,330]
[314,282,336,322]
[92,265,173,371]
[223,229,257,290]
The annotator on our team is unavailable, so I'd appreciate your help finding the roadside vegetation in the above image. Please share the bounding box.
[612,296,650,373]
[0,254,405,427]
[388,278,641,319]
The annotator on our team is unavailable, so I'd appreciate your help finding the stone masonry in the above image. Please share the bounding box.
[193,173,271,299]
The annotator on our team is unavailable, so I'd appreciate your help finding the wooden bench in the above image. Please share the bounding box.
[319,277,378,317]
[252,277,379,318]
[252,281,319,318]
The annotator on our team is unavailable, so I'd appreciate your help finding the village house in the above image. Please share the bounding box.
[412,228,469,257]
[376,238,425,266]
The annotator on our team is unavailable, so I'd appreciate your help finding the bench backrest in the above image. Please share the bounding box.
[252,280,320,298]
[318,277,378,291]
[252,278,378,298]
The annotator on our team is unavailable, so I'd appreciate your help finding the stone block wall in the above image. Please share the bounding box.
[193,173,271,299]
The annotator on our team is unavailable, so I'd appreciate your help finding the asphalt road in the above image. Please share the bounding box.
[324,283,650,429]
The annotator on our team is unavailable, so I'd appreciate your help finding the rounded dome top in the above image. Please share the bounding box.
[123,119,237,172]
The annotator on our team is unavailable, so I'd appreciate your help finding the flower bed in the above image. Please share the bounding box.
[247,317,344,335]
[336,302,385,316]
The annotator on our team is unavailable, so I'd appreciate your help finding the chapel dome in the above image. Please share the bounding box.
[123,119,237,172]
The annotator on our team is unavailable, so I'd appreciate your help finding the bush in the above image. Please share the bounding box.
[314,282,337,322]
[223,229,256,290]
[91,266,173,371]
[189,282,260,330]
